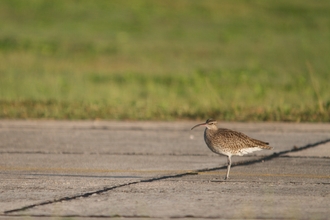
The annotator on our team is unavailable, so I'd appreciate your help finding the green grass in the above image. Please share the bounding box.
[0,0,330,121]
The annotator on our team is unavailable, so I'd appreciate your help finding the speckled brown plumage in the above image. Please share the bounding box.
[204,127,272,156]
[191,118,273,180]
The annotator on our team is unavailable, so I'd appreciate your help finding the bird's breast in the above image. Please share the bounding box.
[204,130,230,156]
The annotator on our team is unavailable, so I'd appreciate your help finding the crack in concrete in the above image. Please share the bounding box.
[3,138,330,215]
[3,172,199,215]
[280,155,330,158]
[0,214,227,219]
[0,151,210,156]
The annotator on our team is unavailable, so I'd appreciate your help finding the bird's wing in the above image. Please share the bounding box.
[216,128,270,151]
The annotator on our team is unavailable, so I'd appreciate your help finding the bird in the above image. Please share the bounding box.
[191,118,273,180]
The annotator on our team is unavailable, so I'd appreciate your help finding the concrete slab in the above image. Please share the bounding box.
[202,157,330,183]
[16,158,330,219]
[1,121,329,156]
[0,120,329,219]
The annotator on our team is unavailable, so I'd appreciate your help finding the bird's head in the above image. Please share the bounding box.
[191,118,218,130]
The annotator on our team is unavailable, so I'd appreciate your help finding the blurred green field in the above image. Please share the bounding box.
[0,0,329,121]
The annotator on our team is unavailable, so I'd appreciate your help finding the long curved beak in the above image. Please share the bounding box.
[191,122,206,130]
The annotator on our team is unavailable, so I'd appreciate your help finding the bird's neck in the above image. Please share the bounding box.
[204,127,217,136]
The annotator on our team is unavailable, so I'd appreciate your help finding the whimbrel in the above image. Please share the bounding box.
[191,119,273,180]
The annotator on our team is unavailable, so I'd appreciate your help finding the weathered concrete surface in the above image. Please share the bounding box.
[0,120,329,219]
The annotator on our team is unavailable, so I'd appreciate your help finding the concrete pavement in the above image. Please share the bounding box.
[0,120,329,219]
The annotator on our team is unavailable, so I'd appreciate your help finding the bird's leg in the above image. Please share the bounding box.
[224,156,231,180]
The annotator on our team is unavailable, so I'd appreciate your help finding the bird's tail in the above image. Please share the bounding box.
[253,139,273,150]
